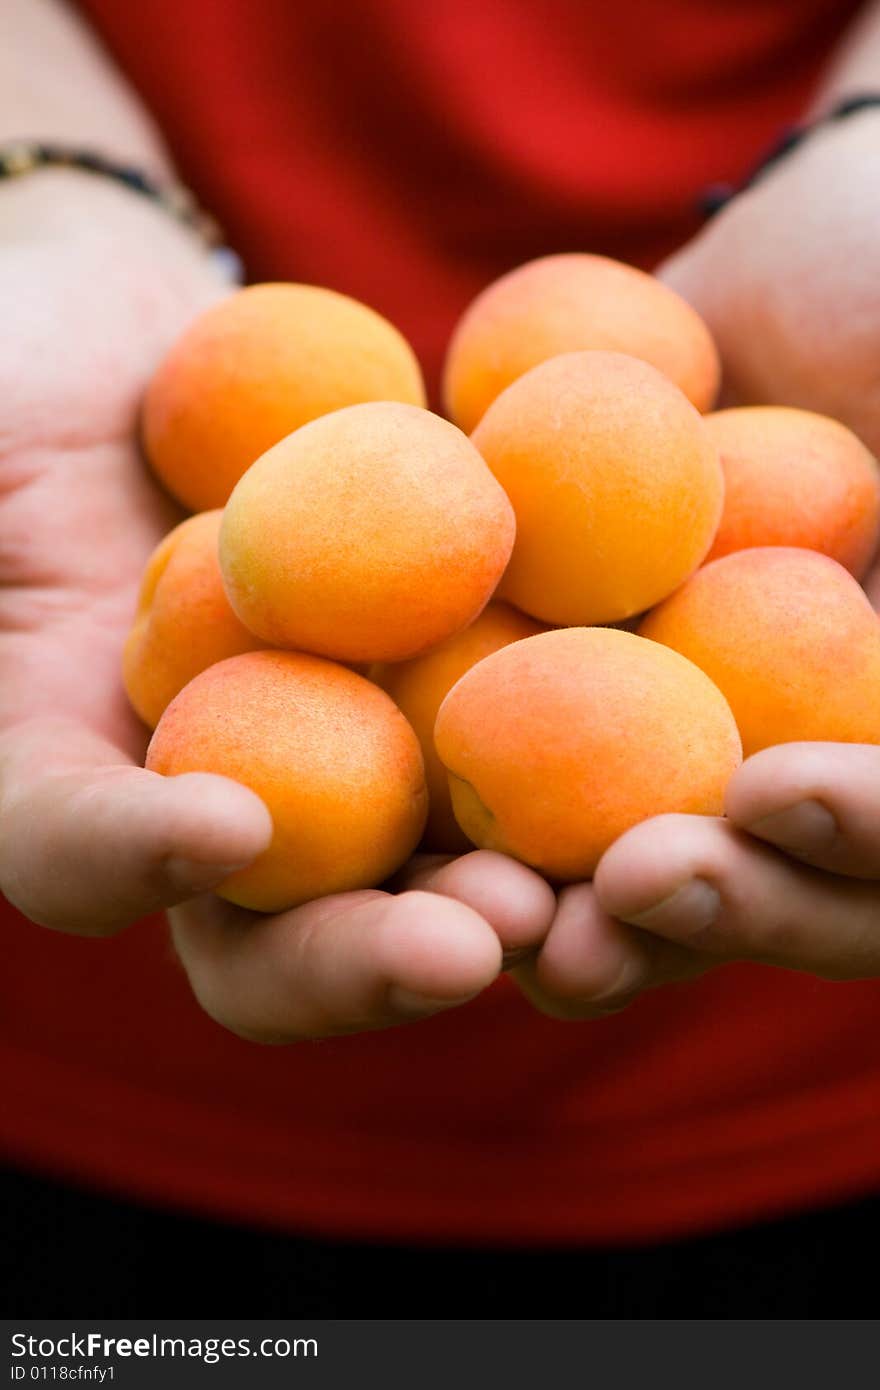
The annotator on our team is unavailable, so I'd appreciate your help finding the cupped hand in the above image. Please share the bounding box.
[516,111,880,1017]
[0,172,556,1040]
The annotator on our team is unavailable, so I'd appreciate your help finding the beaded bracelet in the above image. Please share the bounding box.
[0,138,224,248]
[701,93,880,216]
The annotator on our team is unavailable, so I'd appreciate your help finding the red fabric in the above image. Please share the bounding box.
[4,0,879,1246]
[80,0,864,393]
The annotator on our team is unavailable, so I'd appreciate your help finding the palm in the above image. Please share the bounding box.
[3,434,180,758]
[0,181,220,749]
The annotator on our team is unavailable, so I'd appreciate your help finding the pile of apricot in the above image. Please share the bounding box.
[125,256,880,912]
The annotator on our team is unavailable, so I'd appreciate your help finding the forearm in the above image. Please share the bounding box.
[0,0,173,175]
[811,0,880,112]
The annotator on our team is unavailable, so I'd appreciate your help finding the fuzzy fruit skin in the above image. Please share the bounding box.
[123,510,265,729]
[640,547,880,757]
[143,282,426,511]
[372,601,547,853]
[471,351,723,627]
[433,626,742,881]
[443,252,720,433]
[219,401,516,664]
[146,650,428,912]
[702,406,880,577]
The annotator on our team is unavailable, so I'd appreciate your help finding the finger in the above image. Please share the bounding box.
[513,881,706,1019]
[170,888,503,1043]
[594,813,880,979]
[400,849,557,960]
[0,716,272,934]
[725,743,880,879]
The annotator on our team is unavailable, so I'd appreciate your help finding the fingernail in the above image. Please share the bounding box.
[165,856,252,894]
[746,800,837,856]
[623,878,721,938]
[387,985,480,1017]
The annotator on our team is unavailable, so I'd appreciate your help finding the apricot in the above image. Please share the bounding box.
[471,351,723,626]
[123,511,265,729]
[143,283,426,511]
[640,547,880,756]
[220,401,516,664]
[703,406,880,577]
[434,627,742,880]
[373,602,547,852]
[146,650,428,912]
[443,252,720,432]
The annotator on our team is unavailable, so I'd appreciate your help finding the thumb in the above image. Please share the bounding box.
[0,717,272,934]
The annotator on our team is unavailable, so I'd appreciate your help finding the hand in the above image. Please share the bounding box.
[0,172,556,1040]
[514,111,880,1017]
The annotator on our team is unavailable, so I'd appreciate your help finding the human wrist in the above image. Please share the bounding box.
[0,166,235,451]
[788,98,880,161]
[702,95,880,216]
[0,165,235,303]
[1,140,223,249]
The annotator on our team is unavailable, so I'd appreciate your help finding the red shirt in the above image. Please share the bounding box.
[3,0,879,1246]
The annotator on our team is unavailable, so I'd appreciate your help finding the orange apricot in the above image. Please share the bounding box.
[471,351,723,626]
[123,511,265,729]
[434,626,742,880]
[373,601,547,852]
[703,406,880,577]
[146,650,428,912]
[143,283,426,511]
[443,252,720,432]
[640,547,880,757]
[219,401,516,664]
